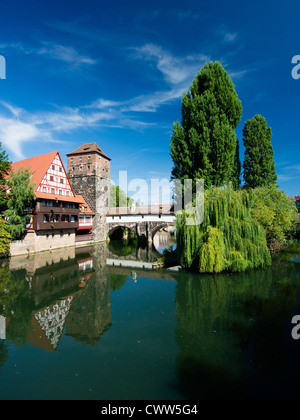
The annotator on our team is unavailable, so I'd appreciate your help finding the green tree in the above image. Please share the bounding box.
[0,142,11,212]
[170,61,242,190]
[110,184,133,207]
[0,216,11,255]
[232,140,241,190]
[4,168,35,240]
[243,114,277,188]
[251,185,298,252]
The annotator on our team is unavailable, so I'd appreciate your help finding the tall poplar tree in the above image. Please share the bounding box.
[242,114,277,188]
[0,142,11,212]
[170,61,242,190]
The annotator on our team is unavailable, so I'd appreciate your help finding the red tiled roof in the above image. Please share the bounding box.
[11,151,58,191]
[11,151,83,205]
[35,192,85,204]
[66,142,111,161]
[77,196,95,215]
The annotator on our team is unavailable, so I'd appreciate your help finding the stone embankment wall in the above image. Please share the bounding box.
[10,229,76,257]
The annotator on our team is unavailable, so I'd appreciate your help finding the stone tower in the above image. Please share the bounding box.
[66,143,111,242]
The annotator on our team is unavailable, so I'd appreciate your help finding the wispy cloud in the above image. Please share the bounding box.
[217,25,238,43]
[277,164,300,182]
[37,42,97,66]
[132,43,209,85]
[0,116,40,159]
[0,40,96,68]
[0,39,250,160]
[0,100,154,159]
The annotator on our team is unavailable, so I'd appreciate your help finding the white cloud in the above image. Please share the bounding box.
[132,43,209,85]
[125,87,185,112]
[277,164,300,182]
[217,25,238,43]
[0,116,40,159]
[0,41,96,67]
[37,43,96,65]
[0,99,155,159]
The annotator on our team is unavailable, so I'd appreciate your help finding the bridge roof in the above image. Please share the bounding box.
[107,204,174,216]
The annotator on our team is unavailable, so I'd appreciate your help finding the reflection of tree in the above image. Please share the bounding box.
[0,262,32,346]
[0,341,8,373]
[175,261,300,400]
[108,240,159,262]
[108,239,138,257]
[110,274,128,292]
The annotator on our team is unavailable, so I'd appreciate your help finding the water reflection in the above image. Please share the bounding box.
[153,228,176,254]
[0,245,111,352]
[0,242,300,399]
[175,261,300,400]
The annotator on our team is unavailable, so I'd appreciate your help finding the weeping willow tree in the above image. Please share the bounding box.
[175,185,271,273]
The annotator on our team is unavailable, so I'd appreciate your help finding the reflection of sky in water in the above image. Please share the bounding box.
[153,231,176,253]
[292,256,300,263]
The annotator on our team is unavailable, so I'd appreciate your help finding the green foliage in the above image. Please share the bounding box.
[175,184,271,273]
[0,142,11,213]
[243,114,277,188]
[0,216,11,255]
[4,168,35,240]
[110,184,133,207]
[199,226,227,273]
[231,140,241,190]
[170,61,242,190]
[251,185,298,251]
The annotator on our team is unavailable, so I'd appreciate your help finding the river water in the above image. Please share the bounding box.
[0,237,300,400]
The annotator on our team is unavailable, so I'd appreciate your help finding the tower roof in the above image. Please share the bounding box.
[66,143,111,160]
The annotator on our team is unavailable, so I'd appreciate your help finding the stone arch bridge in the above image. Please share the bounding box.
[106,204,175,245]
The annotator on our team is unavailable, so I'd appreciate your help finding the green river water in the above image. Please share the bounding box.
[0,239,300,400]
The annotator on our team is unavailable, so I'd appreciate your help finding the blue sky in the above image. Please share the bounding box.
[0,0,299,202]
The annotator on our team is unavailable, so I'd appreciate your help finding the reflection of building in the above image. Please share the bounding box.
[23,250,98,351]
[153,229,175,253]
[29,296,74,352]
[6,245,112,352]
[9,151,92,256]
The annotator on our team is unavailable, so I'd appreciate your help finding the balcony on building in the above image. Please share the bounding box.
[33,197,81,231]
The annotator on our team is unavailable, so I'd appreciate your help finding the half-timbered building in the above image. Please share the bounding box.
[10,151,94,255]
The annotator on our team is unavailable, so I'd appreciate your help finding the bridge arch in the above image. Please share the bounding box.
[108,224,137,241]
[149,223,172,242]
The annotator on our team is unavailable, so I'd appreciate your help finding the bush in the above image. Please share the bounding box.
[250,185,298,251]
